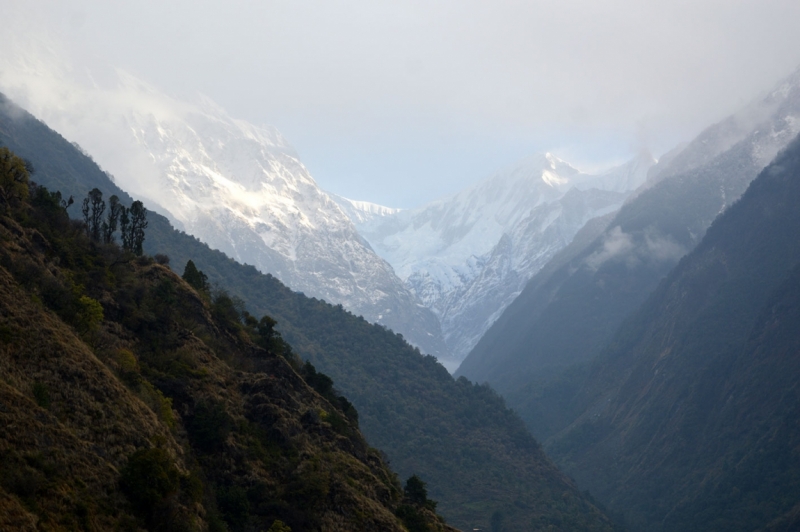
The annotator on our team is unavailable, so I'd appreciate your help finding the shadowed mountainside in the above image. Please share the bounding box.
[547,133,800,531]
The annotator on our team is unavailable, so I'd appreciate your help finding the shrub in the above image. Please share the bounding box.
[395,504,430,532]
[268,520,292,532]
[186,400,233,453]
[76,295,104,333]
[119,447,180,523]
[32,381,50,409]
[217,485,250,532]
[0,147,30,209]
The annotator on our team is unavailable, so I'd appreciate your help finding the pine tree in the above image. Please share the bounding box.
[82,188,105,241]
[404,475,428,505]
[103,195,122,244]
[182,260,208,292]
[120,206,132,251]
[129,200,148,255]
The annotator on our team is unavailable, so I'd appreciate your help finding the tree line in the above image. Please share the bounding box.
[81,187,148,255]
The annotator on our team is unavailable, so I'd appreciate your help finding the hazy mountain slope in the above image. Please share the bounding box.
[0,46,449,361]
[457,67,800,416]
[0,163,438,531]
[548,132,800,531]
[0,93,617,532]
[344,153,653,364]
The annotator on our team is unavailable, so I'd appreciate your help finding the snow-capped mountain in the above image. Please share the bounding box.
[328,194,403,225]
[0,39,450,361]
[337,152,655,363]
[456,64,800,394]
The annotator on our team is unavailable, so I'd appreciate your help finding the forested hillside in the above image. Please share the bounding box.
[0,148,457,531]
[547,133,800,531]
[0,93,616,530]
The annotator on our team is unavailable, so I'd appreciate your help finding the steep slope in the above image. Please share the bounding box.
[343,152,653,364]
[0,42,448,361]
[0,94,616,531]
[457,66,800,426]
[548,132,800,531]
[0,156,446,531]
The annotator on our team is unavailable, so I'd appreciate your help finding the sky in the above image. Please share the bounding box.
[4,0,800,208]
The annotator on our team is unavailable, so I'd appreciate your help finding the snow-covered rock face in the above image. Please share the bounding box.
[328,194,403,226]
[338,152,655,363]
[0,43,450,361]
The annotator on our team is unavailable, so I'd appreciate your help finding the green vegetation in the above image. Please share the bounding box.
[119,447,181,527]
[395,475,446,532]
[182,259,209,292]
[82,186,147,253]
[32,382,50,409]
[186,400,233,453]
[0,146,30,208]
[0,152,449,531]
[267,520,292,532]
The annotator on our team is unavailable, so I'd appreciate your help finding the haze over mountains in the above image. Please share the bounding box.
[2,38,663,371]
[450,64,800,530]
[457,65,800,404]
[338,152,654,363]
[0,44,451,362]
[4,14,800,531]
[552,128,800,531]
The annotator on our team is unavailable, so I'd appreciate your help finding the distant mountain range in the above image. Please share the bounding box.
[457,65,800,413]
[337,152,654,365]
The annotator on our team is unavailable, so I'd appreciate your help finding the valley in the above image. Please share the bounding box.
[2,9,800,530]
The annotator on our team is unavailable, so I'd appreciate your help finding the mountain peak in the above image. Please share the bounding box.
[329,193,402,226]
[0,48,451,362]
[350,151,653,363]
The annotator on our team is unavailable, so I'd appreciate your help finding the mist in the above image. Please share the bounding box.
[3,0,800,207]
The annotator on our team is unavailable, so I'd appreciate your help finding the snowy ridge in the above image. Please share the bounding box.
[0,40,450,361]
[328,193,403,225]
[345,152,655,363]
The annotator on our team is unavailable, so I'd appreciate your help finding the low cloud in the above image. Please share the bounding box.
[644,228,687,263]
[585,226,635,270]
[585,225,688,271]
